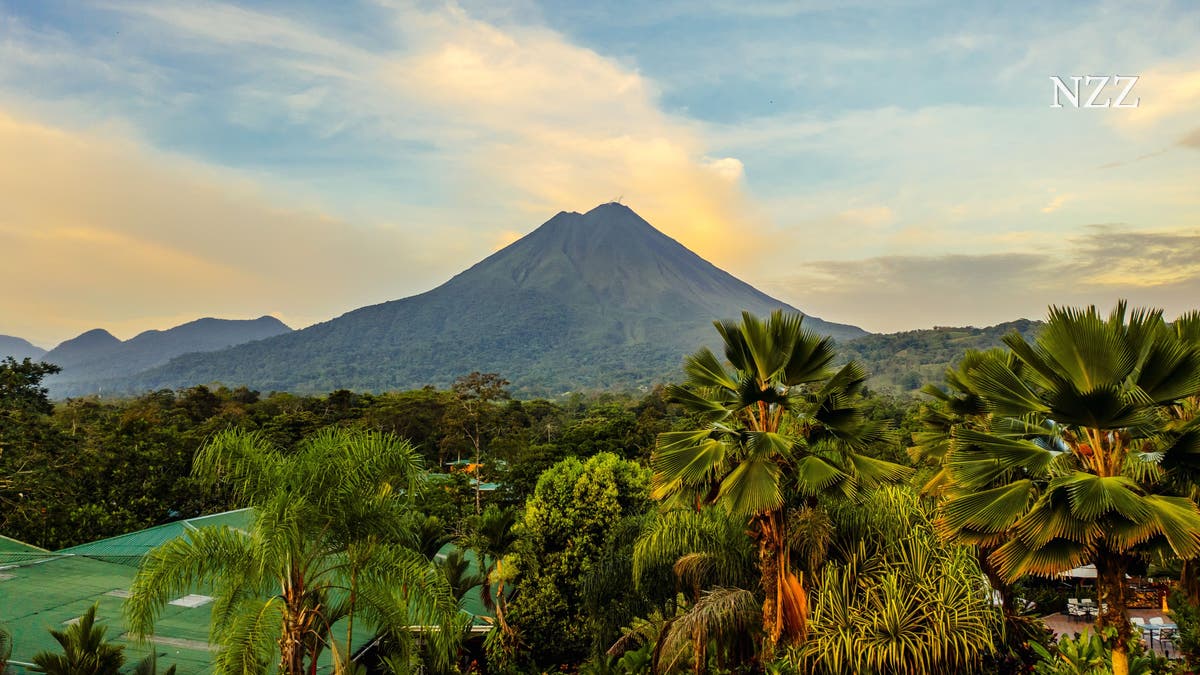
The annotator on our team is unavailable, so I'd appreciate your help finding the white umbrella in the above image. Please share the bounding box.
[1058,564,1132,579]
[1061,564,1098,579]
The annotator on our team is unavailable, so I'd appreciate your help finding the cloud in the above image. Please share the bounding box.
[1041,193,1071,213]
[1068,227,1200,287]
[1179,127,1200,149]
[764,227,1200,333]
[0,110,435,346]
[1113,67,1200,128]
[373,4,767,263]
[0,1,774,344]
[86,0,766,265]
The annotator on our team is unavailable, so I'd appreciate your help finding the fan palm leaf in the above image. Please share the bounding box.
[922,302,1200,675]
[650,310,909,656]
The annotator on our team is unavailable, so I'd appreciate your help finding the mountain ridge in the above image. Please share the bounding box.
[117,203,865,396]
[45,316,292,396]
[0,335,47,362]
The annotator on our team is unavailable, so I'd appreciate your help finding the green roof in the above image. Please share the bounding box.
[0,510,348,674]
[2,510,494,673]
[56,509,254,566]
[1,550,218,674]
[0,534,48,555]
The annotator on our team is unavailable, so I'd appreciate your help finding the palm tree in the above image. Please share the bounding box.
[30,604,124,675]
[438,548,485,601]
[462,505,519,636]
[628,508,760,670]
[1163,312,1200,607]
[650,310,910,654]
[125,428,459,675]
[934,303,1200,675]
[410,513,453,560]
[911,350,1028,617]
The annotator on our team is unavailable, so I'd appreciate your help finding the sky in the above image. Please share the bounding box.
[1,0,1198,347]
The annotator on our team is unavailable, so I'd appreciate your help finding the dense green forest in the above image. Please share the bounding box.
[4,305,1200,675]
[840,319,1042,393]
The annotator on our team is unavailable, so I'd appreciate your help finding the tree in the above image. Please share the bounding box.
[125,428,459,675]
[442,373,510,514]
[30,604,124,675]
[932,303,1200,675]
[628,508,760,670]
[649,310,910,655]
[438,548,485,601]
[0,357,60,415]
[505,452,651,666]
[461,505,520,636]
[0,358,69,547]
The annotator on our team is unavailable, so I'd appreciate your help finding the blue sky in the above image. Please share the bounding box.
[1,0,1198,346]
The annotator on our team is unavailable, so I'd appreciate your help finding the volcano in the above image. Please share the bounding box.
[125,204,866,395]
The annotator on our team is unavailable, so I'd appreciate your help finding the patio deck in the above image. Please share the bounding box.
[1042,609,1180,659]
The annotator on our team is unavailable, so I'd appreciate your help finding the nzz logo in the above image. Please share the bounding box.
[1051,75,1140,108]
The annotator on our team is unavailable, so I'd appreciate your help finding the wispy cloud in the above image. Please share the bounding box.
[88,0,768,262]
[1,0,1199,345]
[765,227,1200,332]
[0,110,435,345]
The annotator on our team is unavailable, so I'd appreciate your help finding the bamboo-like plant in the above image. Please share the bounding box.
[793,487,1000,675]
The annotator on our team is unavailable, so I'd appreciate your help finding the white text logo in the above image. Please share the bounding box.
[1050,75,1140,108]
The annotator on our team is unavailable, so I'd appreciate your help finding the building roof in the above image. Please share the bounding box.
[1,552,217,674]
[1,509,494,673]
[55,509,253,565]
[1,512,256,673]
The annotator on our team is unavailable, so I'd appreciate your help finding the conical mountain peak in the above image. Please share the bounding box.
[121,205,866,396]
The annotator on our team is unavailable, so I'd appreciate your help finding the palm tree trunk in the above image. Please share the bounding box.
[1095,553,1131,675]
[344,566,357,675]
[757,510,808,656]
[280,608,308,675]
[495,560,514,636]
[757,514,782,655]
[1182,558,1200,607]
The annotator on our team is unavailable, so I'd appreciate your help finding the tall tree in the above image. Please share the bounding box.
[125,428,459,675]
[650,310,910,656]
[0,358,68,545]
[442,372,510,514]
[932,303,1200,675]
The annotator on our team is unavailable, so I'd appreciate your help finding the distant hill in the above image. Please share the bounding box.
[42,329,123,370]
[45,317,292,397]
[842,319,1043,394]
[122,203,867,396]
[0,335,47,362]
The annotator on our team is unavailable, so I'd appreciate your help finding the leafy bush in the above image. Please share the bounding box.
[1031,629,1172,675]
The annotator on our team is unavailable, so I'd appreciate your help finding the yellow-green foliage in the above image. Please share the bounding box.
[792,487,1001,674]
